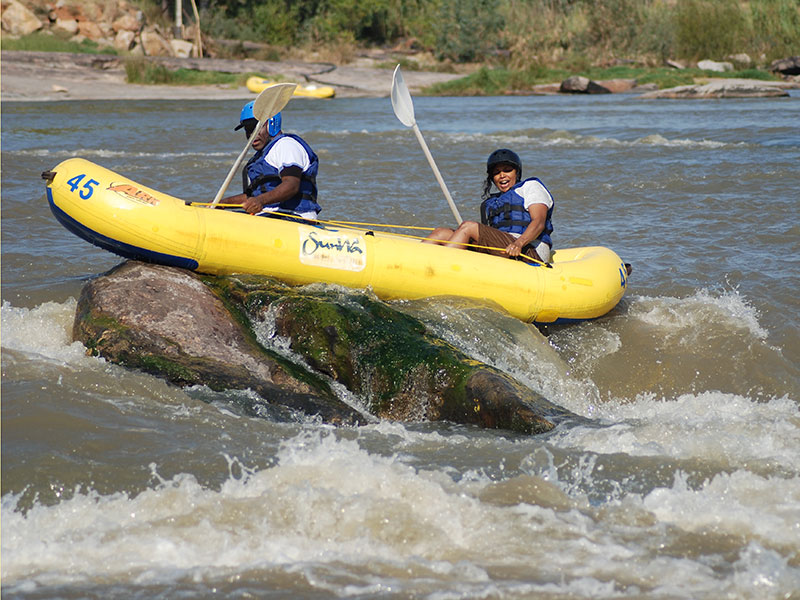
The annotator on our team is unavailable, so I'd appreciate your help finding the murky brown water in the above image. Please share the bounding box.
[3,93,799,598]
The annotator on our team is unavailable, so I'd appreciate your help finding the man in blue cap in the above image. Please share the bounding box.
[222,101,321,220]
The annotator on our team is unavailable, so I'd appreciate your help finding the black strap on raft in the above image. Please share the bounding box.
[41,170,56,184]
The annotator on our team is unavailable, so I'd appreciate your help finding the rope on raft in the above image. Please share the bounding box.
[188,202,549,266]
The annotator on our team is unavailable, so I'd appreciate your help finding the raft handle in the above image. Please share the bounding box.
[41,170,56,184]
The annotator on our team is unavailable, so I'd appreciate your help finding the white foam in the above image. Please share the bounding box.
[551,392,800,468]
[1,299,90,364]
[630,287,767,340]
[642,470,800,549]
[3,428,799,596]
[1,432,491,583]
[15,148,230,159]
[469,130,741,150]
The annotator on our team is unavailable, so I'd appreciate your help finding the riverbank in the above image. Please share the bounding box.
[0,50,462,101]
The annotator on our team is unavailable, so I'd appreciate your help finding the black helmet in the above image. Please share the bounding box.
[486,149,522,178]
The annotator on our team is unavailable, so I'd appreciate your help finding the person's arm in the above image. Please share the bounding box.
[220,165,302,214]
[240,166,302,214]
[504,203,547,257]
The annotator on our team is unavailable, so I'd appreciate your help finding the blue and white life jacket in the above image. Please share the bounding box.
[242,133,321,215]
[480,177,554,247]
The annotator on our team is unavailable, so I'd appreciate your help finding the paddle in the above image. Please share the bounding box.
[391,65,463,225]
[210,82,298,208]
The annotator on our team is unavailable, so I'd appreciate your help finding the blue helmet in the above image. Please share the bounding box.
[239,100,255,122]
[235,100,282,136]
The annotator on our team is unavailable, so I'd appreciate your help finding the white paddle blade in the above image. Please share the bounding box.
[208,83,297,207]
[391,65,416,127]
[253,82,297,122]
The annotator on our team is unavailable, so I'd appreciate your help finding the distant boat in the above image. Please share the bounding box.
[246,76,335,99]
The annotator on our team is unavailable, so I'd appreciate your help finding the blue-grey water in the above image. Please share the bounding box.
[2,90,799,599]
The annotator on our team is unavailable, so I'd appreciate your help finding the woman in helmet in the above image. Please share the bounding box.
[425,149,553,263]
[222,101,321,220]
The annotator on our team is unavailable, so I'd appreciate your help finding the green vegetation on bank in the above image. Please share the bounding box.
[123,57,255,86]
[4,0,796,93]
[1,30,115,54]
[427,64,782,95]
[198,0,798,66]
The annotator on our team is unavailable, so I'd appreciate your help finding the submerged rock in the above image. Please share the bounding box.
[75,261,578,434]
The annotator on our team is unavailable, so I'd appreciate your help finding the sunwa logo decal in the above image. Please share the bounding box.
[299,229,366,272]
[108,182,160,206]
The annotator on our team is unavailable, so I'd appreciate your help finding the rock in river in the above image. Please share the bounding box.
[74,261,578,434]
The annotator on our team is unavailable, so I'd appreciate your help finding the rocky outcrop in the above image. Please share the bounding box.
[75,261,578,434]
[529,78,638,95]
[1,0,42,35]
[1,0,188,58]
[640,78,791,99]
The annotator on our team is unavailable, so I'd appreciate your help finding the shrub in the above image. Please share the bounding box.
[750,0,800,62]
[675,0,751,60]
[433,0,504,62]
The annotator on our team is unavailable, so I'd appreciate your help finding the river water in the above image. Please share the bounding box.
[2,91,799,599]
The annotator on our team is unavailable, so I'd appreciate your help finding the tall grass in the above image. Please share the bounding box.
[675,0,751,60]
[750,0,800,60]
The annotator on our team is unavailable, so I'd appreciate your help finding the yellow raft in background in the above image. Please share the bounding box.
[44,158,629,324]
[246,76,335,99]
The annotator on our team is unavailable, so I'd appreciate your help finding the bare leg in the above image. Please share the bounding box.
[423,227,455,245]
[445,221,480,250]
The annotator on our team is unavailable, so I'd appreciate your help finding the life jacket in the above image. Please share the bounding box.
[242,133,321,215]
[480,177,554,247]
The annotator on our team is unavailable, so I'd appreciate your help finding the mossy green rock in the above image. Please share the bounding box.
[205,274,576,434]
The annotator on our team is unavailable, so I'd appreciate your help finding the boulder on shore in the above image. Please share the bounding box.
[1,0,43,36]
[770,56,800,77]
[74,261,579,434]
[697,59,733,72]
[559,75,611,94]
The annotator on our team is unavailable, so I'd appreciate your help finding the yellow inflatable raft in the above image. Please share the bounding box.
[246,76,335,99]
[43,158,629,324]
